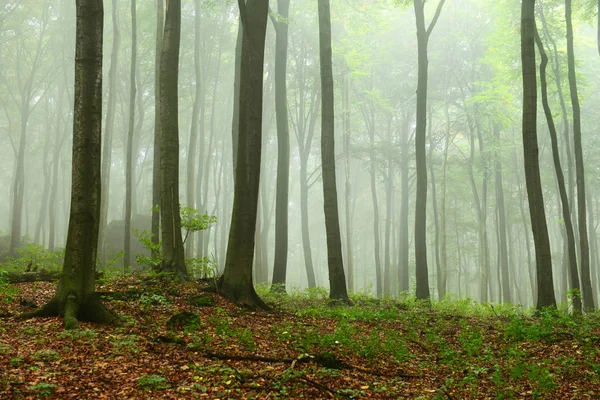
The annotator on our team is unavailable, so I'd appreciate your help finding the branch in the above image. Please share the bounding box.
[426,0,447,39]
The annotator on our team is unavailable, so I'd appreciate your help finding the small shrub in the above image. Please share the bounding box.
[31,349,59,362]
[28,382,57,397]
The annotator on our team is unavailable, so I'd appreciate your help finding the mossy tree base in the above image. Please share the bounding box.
[217,276,271,311]
[18,293,120,330]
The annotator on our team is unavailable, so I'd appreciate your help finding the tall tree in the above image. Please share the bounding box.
[493,125,510,304]
[151,0,164,263]
[159,0,187,279]
[535,28,582,314]
[318,0,350,302]
[521,0,556,310]
[220,0,270,309]
[270,0,291,293]
[565,0,595,311]
[124,0,138,271]
[20,0,117,329]
[98,0,120,268]
[413,0,446,300]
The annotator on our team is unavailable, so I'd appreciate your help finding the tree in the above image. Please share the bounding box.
[270,0,291,293]
[219,0,270,310]
[318,0,350,303]
[565,0,595,311]
[159,0,187,279]
[520,0,556,310]
[413,0,446,301]
[151,0,164,262]
[124,0,138,271]
[19,0,118,329]
[534,27,582,314]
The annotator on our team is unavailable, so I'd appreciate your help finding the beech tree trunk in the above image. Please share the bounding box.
[270,0,291,293]
[521,0,556,310]
[318,0,349,303]
[159,0,187,279]
[220,0,270,310]
[493,125,511,304]
[565,0,595,311]
[19,0,118,329]
[151,0,163,263]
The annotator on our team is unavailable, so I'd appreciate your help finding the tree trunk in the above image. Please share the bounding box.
[124,0,137,271]
[19,0,117,329]
[159,0,187,280]
[535,29,581,313]
[367,104,382,297]
[318,0,349,303]
[493,125,511,304]
[412,0,445,301]
[270,0,291,293]
[220,0,270,310]
[521,0,556,310]
[342,71,354,292]
[399,111,410,293]
[565,0,595,311]
[151,0,163,264]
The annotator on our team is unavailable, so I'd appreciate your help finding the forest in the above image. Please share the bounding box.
[1,0,600,398]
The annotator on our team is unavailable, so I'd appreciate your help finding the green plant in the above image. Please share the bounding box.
[31,349,59,362]
[3,244,64,272]
[10,356,24,367]
[28,382,57,397]
[180,206,217,244]
[137,374,169,390]
[58,329,97,340]
[187,256,218,279]
[0,270,19,304]
[132,229,162,269]
[139,292,170,307]
[111,334,140,354]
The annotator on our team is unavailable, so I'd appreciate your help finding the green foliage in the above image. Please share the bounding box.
[28,382,57,397]
[139,293,170,307]
[179,205,217,245]
[31,349,59,362]
[57,329,98,340]
[132,229,161,269]
[137,374,169,390]
[187,256,217,279]
[111,334,140,354]
[1,244,64,272]
[0,270,19,305]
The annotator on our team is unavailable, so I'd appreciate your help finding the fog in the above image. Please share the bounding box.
[1,0,599,308]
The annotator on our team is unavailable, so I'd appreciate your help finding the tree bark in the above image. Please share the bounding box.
[220,0,270,310]
[270,0,291,293]
[318,0,349,303]
[413,0,445,301]
[399,111,410,293]
[535,28,581,313]
[124,0,137,271]
[493,125,511,304]
[521,0,556,310]
[20,0,117,329]
[565,0,595,311]
[159,0,187,280]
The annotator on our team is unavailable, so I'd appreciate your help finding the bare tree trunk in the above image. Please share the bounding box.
[151,0,163,263]
[493,125,511,304]
[535,28,581,313]
[20,0,117,329]
[318,0,349,303]
[342,71,354,292]
[413,0,445,301]
[366,102,382,297]
[270,0,291,292]
[565,0,595,311]
[220,0,270,309]
[399,111,411,293]
[159,0,186,279]
[124,0,137,271]
[521,0,556,310]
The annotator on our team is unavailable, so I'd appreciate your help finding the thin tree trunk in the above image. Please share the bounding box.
[565,0,594,311]
[493,125,511,304]
[318,0,349,302]
[124,0,137,271]
[521,0,556,309]
[342,71,354,292]
[270,0,291,292]
[399,111,410,293]
[151,0,163,263]
[366,103,382,297]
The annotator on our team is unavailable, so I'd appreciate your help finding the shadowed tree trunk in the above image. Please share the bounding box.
[219,0,270,310]
[151,0,163,263]
[124,0,137,271]
[318,0,350,303]
[159,0,187,279]
[521,0,556,310]
[270,0,291,293]
[19,0,118,329]
[535,28,581,313]
[565,0,595,311]
[413,0,445,301]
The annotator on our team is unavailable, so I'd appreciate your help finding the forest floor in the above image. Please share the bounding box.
[1,275,600,399]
